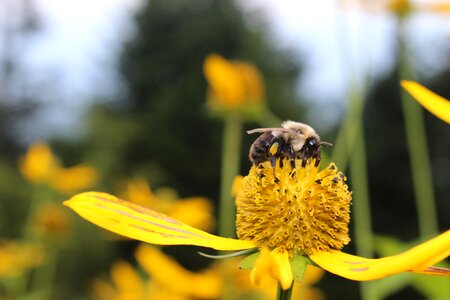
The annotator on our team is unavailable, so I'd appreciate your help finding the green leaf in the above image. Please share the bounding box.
[412,261,450,299]
[290,254,313,282]
[239,252,260,270]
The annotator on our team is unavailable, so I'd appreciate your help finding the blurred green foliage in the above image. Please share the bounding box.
[81,0,306,202]
[364,69,450,238]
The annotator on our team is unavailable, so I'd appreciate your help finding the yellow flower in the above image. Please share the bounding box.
[203,53,265,116]
[401,80,450,124]
[19,142,57,184]
[19,141,100,193]
[33,203,71,238]
[51,165,99,194]
[342,0,450,17]
[0,241,45,277]
[64,159,450,290]
[123,177,214,231]
[92,261,146,300]
[136,244,221,299]
[93,245,221,300]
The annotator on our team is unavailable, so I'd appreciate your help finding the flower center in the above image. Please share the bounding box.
[235,159,351,256]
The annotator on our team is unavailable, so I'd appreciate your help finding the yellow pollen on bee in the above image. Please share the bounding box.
[235,159,352,256]
[269,142,279,156]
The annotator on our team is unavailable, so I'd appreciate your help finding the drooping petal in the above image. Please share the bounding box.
[250,247,293,290]
[401,80,450,124]
[64,192,255,251]
[310,230,450,281]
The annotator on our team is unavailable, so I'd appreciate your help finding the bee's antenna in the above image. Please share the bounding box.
[320,141,333,147]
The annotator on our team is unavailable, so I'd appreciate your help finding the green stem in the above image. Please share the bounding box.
[219,114,243,238]
[350,130,378,300]
[331,87,365,171]
[276,283,293,300]
[398,23,438,240]
[30,247,59,300]
[331,10,378,299]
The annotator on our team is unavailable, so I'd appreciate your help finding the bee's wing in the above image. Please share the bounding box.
[247,128,289,134]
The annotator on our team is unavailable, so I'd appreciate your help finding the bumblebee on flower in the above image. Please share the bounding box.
[65,120,450,298]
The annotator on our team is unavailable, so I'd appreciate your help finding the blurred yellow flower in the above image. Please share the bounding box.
[19,141,100,193]
[0,241,45,277]
[136,244,221,299]
[33,203,71,238]
[401,80,450,124]
[93,245,222,300]
[123,177,214,231]
[51,165,100,194]
[203,53,265,116]
[92,261,146,300]
[341,0,450,17]
[294,265,325,300]
[19,142,57,184]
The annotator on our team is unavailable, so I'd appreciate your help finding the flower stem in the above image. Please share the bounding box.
[219,114,242,238]
[350,129,378,300]
[331,87,365,171]
[398,23,438,240]
[277,283,293,300]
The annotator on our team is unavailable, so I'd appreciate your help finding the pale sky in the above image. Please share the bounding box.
[6,0,450,141]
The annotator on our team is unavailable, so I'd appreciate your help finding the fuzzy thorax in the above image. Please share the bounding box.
[235,159,352,256]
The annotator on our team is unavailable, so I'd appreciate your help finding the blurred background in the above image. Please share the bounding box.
[0,0,449,299]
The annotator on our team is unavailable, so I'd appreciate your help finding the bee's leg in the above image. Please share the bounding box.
[288,147,296,169]
[269,142,280,169]
[269,156,277,169]
[314,158,320,167]
[290,159,296,169]
[269,156,279,181]
[301,160,307,168]
[313,153,321,167]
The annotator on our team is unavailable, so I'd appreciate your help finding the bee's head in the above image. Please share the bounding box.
[301,137,321,159]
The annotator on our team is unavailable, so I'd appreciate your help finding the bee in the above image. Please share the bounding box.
[247,120,331,168]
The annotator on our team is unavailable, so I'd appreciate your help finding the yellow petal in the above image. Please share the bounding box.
[18,142,58,183]
[203,53,246,106]
[310,230,450,281]
[136,245,222,298]
[302,265,325,285]
[110,261,144,300]
[418,2,450,14]
[64,192,255,251]
[50,165,100,193]
[231,175,244,197]
[401,80,450,124]
[251,247,293,290]
[0,242,45,277]
[91,279,117,300]
[234,62,265,102]
[167,197,214,232]
[125,177,155,208]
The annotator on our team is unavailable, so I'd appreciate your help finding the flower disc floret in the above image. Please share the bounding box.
[235,159,352,256]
